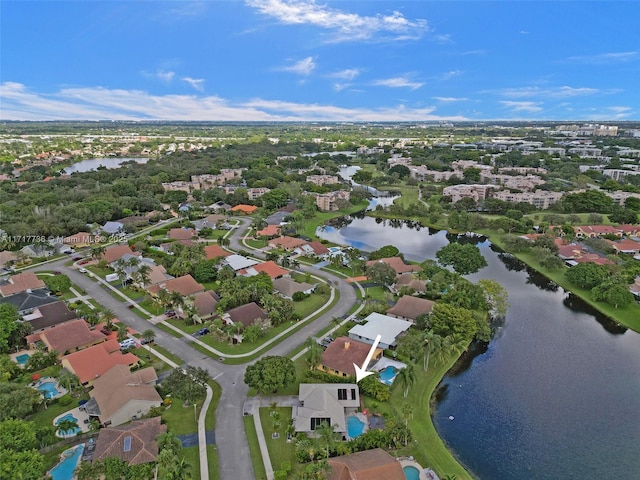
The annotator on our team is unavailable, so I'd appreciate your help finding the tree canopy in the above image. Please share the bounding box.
[43,274,72,293]
[368,245,400,260]
[435,243,488,275]
[365,262,397,287]
[565,262,611,289]
[244,356,296,394]
[428,303,478,342]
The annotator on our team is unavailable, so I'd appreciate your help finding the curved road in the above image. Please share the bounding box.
[31,216,358,480]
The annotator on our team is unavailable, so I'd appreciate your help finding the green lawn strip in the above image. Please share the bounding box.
[180,446,200,479]
[375,183,419,208]
[523,212,613,225]
[150,344,184,367]
[259,407,298,475]
[87,265,112,278]
[363,357,472,480]
[156,322,185,339]
[207,445,220,480]
[244,415,267,480]
[245,238,269,249]
[205,381,222,430]
[42,444,69,472]
[130,346,168,373]
[482,230,640,332]
[294,292,331,318]
[363,285,388,302]
[139,298,164,315]
[28,399,84,430]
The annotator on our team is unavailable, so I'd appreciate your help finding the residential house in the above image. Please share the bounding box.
[206,201,232,212]
[159,239,195,253]
[145,265,173,286]
[103,245,140,264]
[365,257,421,275]
[391,273,427,294]
[256,225,281,238]
[319,337,383,378]
[273,278,315,299]
[61,339,140,386]
[0,289,58,315]
[86,365,161,427]
[147,274,204,297]
[294,383,359,438]
[0,250,17,268]
[606,238,640,254]
[296,241,330,257]
[20,244,54,258]
[63,232,99,248]
[386,296,434,323]
[223,254,259,271]
[327,448,406,480]
[167,228,197,240]
[22,301,78,332]
[222,302,267,328]
[240,261,289,279]
[0,272,46,297]
[269,236,307,251]
[265,211,290,226]
[192,291,219,320]
[30,319,106,357]
[204,244,231,260]
[230,204,258,215]
[348,313,412,350]
[573,225,622,238]
[102,221,125,235]
[92,417,167,465]
[193,214,226,231]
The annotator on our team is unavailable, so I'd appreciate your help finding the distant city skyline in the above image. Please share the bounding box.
[1,1,638,121]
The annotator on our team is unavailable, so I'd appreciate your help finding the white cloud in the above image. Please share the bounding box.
[280,56,316,75]
[333,83,350,92]
[182,77,205,91]
[568,51,638,64]
[145,70,175,83]
[372,77,423,90]
[328,68,361,81]
[0,82,466,121]
[247,0,428,42]
[500,101,543,113]
[499,86,599,98]
[440,70,462,80]
[433,96,468,103]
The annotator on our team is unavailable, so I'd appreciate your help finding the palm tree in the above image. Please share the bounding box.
[433,336,454,367]
[58,370,80,397]
[170,291,185,313]
[265,251,279,262]
[134,264,151,289]
[296,438,318,463]
[315,421,337,459]
[101,309,116,330]
[218,236,230,248]
[401,404,414,446]
[142,328,156,344]
[280,254,291,268]
[114,258,128,287]
[157,289,171,312]
[304,337,323,371]
[422,330,443,372]
[182,303,198,326]
[56,418,78,437]
[157,432,182,456]
[116,323,128,342]
[395,363,416,398]
[90,245,106,261]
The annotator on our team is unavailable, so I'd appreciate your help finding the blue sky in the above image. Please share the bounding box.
[1,1,639,121]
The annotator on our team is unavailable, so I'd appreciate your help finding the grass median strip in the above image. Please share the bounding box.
[244,415,267,480]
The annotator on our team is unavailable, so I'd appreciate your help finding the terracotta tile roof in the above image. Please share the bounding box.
[321,337,376,376]
[574,225,621,236]
[606,238,640,253]
[103,245,139,264]
[147,265,171,285]
[230,204,258,214]
[62,340,139,384]
[39,319,105,354]
[193,291,218,317]
[257,225,280,237]
[147,274,204,296]
[0,250,17,267]
[365,257,421,275]
[63,232,99,245]
[93,417,166,465]
[168,228,197,240]
[394,274,427,293]
[244,261,289,279]
[0,272,47,297]
[90,365,160,424]
[204,244,231,260]
[305,241,330,256]
[269,236,307,251]
[386,296,434,321]
[224,302,267,327]
[328,448,405,480]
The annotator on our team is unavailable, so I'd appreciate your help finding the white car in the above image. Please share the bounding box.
[119,339,136,350]
[78,268,88,273]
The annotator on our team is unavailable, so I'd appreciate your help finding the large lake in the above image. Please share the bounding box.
[317,215,640,479]
[64,157,149,174]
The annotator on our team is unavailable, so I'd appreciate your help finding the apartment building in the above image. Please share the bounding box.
[442,184,493,203]
[492,189,563,209]
[306,175,340,186]
[315,190,351,211]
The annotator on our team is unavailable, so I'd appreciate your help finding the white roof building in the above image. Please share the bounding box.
[348,313,412,350]
[223,254,259,271]
[295,383,359,436]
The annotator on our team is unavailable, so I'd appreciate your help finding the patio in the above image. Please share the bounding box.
[53,406,91,438]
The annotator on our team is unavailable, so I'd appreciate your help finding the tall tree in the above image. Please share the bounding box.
[244,356,296,394]
[395,364,416,398]
[304,337,323,371]
[436,243,487,275]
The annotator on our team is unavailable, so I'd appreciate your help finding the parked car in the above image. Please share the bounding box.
[320,337,334,348]
[165,310,176,318]
[72,256,82,261]
[78,268,88,273]
[140,338,154,345]
[119,339,136,350]
[53,270,62,275]
[78,260,90,265]
[194,328,210,336]
[100,328,112,336]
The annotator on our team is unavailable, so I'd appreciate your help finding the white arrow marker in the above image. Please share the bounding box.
[353,334,382,383]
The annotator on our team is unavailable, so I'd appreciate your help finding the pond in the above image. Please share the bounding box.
[317,215,640,479]
[63,157,149,174]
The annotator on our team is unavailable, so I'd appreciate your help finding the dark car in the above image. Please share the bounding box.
[165,310,176,318]
[194,328,210,336]
[53,270,62,275]
[100,328,112,336]
[72,256,82,261]
[141,338,154,345]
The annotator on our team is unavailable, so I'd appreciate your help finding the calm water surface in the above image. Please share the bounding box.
[64,157,149,174]
[317,216,640,479]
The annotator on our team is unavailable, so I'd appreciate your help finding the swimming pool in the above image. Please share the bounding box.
[403,465,421,480]
[346,415,365,439]
[38,381,61,399]
[328,246,342,253]
[378,366,398,385]
[50,444,84,480]
[16,353,31,365]
[55,413,81,436]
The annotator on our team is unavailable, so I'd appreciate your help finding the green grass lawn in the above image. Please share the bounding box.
[245,238,269,249]
[87,265,112,278]
[139,297,164,315]
[130,346,170,372]
[208,445,220,480]
[181,445,200,479]
[162,401,199,436]
[294,292,331,318]
[375,182,420,208]
[244,415,267,480]
[259,407,298,476]
[150,344,184,367]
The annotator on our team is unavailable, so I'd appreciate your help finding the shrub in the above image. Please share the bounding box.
[58,395,72,406]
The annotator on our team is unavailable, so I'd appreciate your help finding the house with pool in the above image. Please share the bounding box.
[294,383,360,439]
[319,337,383,378]
[61,339,140,386]
[327,448,405,480]
[27,319,106,357]
[348,313,412,350]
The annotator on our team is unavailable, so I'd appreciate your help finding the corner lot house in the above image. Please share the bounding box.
[348,313,412,350]
[295,383,359,438]
[93,417,167,465]
[23,301,78,332]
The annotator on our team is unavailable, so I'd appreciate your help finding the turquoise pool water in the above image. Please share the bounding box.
[379,366,398,385]
[56,413,81,435]
[50,444,84,480]
[16,353,30,365]
[346,415,365,439]
[38,381,61,399]
[403,465,420,480]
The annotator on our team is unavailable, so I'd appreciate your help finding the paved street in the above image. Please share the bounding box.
[29,216,359,480]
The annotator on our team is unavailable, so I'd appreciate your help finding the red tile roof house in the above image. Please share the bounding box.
[319,337,383,378]
[386,296,435,323]
[240,261,289,279]
[391,273,427,294]
[0,272,46,297]
[230,204,258,215]
[256,225,281,238]
[167,227,197,240]
[365,257,422,275]
[204,244,231,260]
[573,225,623,238]
[62,339,140,386]
[92,417,166,465]
[327,448,406,480]
[296,241,331,257]
[102,245,140,264]
[605,238,640,254]
[268,236,308,251]
[29,319,106,357]
[147,274,205,297]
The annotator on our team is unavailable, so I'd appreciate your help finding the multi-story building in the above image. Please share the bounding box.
[492,189,563,209]
[247,188,270,200]
[442,184,493,203]
[410,166,461,182]
[306,175,340,186]
[480,173,545,191]
[603,169,640,182]
[606,190,640,206]
[161,181,199,193]
[315,190,351,211]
